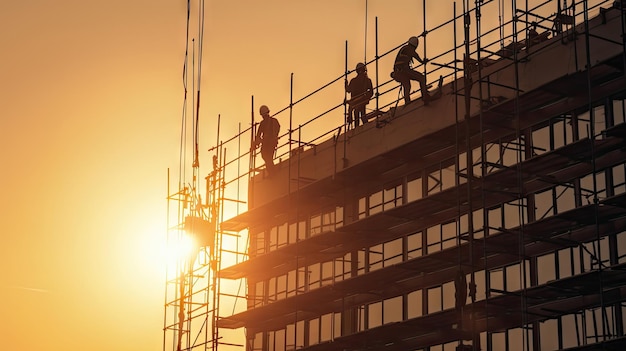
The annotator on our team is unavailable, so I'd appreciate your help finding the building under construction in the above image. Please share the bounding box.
[163,1,626,350]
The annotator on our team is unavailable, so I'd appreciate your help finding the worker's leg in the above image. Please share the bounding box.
[357,106,367,125]
[400,79,412,104]
[261,145,275,175]
[407,70,431,103]
[354,105,366,127]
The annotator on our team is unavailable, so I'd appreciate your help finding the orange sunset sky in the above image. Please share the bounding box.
[1,1,562,350]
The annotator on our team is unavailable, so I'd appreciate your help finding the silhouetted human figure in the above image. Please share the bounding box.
[392,36,431,105]
[345,62,373,128]
[253,105,280,176]
[528,22,539,44]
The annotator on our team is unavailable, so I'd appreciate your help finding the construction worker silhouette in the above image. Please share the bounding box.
[345,62,374,128]
[392,36,431,105]
[253,105,280,176]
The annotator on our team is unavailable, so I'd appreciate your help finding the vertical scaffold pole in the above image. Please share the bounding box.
[423,0,428,85]
[345,40,349,129]
[452,3,468,349]
[462,2,479,349]
[364,0,368,63]
[375,17,379,115]
[289,73,294,194]
[249,96,255,208]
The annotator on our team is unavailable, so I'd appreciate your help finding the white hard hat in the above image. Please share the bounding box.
[408,36,419,47]
[259,105,270,115]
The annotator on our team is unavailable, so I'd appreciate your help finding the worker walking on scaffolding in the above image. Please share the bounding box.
[392,36,432,105]
[253,105,280,176]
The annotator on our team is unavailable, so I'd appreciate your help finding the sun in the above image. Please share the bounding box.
[126,214,199,283]
[164,230,196,271]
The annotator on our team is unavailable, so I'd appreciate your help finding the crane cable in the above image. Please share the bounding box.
[176,2,193,351]
[193,0,206,170]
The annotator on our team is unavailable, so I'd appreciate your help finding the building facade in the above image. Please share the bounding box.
[210,2,626,351]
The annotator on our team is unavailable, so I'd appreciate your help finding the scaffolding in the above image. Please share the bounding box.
[162,0,248,350]
[164,0,626,350]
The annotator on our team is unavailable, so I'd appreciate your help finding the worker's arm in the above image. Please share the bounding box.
[411,50,427,65]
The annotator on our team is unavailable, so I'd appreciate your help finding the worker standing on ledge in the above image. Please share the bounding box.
[392,36,431,105]
[345,62,374,129]
[252,105,280,176]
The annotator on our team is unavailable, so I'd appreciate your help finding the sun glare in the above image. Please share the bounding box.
[165,232,196,270]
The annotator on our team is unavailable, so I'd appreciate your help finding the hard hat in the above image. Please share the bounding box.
[408,36,419,47]
[259,105,270,115]
[355,62,366,72]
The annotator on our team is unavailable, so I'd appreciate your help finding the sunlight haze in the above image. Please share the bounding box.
[0,0,550,350]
